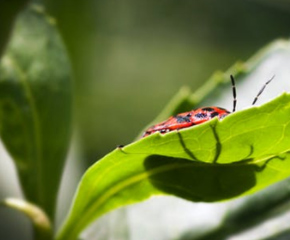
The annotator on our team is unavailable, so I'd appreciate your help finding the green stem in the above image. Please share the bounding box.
[2,198,53,240]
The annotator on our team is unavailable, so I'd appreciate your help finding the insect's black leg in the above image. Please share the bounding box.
[230,75,237,112]
[252,75,275,105]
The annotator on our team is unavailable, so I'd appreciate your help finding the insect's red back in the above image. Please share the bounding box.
[142,107,230,137]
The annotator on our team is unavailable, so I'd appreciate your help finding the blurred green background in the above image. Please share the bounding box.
[2,0,290,239]
[44,0,290,163]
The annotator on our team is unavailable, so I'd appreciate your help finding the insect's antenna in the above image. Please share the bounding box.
[230,75,237,112]
[252,75,275,105]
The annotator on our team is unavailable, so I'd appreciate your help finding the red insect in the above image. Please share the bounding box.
[142,75,273,138]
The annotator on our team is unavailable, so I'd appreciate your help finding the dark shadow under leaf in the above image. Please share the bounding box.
[144,155,257,202]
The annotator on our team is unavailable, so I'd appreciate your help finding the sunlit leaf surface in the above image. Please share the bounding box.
[57,91,290,240]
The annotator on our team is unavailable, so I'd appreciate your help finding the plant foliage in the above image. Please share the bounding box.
[57,92,290,239]
[0,5,72,219]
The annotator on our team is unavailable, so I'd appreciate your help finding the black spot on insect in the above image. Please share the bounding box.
[186,113,192,117]
[217,107,229,112]
[194,113,207,118]
[160,129,167,133]
[175,115,191,123]
[202,107,214,112]
[210,112,219,118]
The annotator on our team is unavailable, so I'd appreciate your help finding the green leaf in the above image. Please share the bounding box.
[57,38,290,240]
[57,91,290,240]
[0,5,72,219]
[0,0,29,58]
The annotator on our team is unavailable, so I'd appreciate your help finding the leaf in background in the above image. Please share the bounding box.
[56,90,290,240]
[0,0,29,58]
[0,5,72,219]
